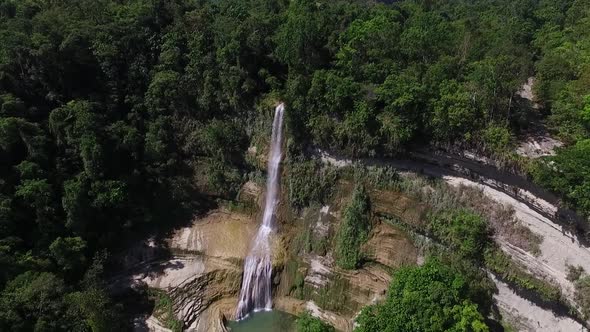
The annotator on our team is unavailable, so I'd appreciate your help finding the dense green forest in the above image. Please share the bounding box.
[1,0,589,330]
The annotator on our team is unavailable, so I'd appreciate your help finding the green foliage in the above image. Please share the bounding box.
[534,0,590,141]
[15,161,43,180]
[335,186,371,269]
[274,0,330,71]
[529,139,590,217]
[0,0,589,328]
[354,258,489,332]
[288,158,338,209]
[67,288,125,332]
[484,248,562,304]
[282,0,538,157]
[148,288,183,332]
[574,276,590,319]
[14,179,52,211]
[429,210,489,260]
[481,124,513,154]
[0,0,284,328]
[432,80,479,142]
[296,311,335,332]
[0,271,69,331]
[49,237,86,273]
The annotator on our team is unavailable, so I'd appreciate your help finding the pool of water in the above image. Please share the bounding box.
[226,310,296,332]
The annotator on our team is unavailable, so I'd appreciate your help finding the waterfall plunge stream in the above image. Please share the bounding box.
[236,103,285,320]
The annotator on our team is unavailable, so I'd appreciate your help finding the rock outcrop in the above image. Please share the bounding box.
[126,208,259,331]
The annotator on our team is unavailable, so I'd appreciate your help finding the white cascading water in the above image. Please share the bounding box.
[235,103,285,320]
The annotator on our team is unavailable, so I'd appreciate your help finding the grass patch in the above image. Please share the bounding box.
[484,248,563,305]
[296,311,335,332]
[147,288,183,332]
[575,276,590,320]
[287,157,338,210]
[338,165,400,190]
[304,275,352,314]
[222,199,257,215]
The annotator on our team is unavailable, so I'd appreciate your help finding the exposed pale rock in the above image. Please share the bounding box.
[274,297,353,332]
[238,180,262,204]
[492,275,586,332]
[314,205,331,237]
[304,254,334,288]
[444,175,590,298]
[168,211,257,259]
[516,136,563,158]
[127,210,257,331]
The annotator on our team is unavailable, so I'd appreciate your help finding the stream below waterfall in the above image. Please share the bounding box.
[226,311,296,332]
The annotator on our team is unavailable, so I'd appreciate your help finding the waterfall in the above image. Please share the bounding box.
[235,103,285,320]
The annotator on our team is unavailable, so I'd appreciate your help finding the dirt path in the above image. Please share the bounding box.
[317,149,590,330]
[445,175,590,297]
[492,275,585,332]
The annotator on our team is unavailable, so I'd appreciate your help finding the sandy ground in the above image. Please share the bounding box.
[444,175,590,297]
[317,149,590,329]
[492,275,585,331]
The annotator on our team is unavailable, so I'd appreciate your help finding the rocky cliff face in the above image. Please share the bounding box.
[124,178,421,332]
[125,203,260,331]
[271,181,419,331]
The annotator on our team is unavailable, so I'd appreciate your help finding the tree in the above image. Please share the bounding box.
[432,81,479,142]
[335,186,371,269]
[297,311,335,332]
[530,139,590,217]
[355,258,490,332]
[335,7,401,81]
[274,0,328,72]
[430,210,490,260]
[49,237,87,274]
[67,288,125,332]
[0,271,70,331]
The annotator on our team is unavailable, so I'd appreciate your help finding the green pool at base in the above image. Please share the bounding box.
[226,310,296,332]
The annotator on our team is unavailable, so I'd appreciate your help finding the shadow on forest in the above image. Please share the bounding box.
[107,176,221,328]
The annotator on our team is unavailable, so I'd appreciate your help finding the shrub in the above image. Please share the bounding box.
[429,210,490,260]
[529,139,590,219]
[355,258,490,332]
[288,159,338,209]
[296,312,334,332]
[335,186,371,269]
[566,265,585,282]
[484,248,562,304]
[575,276,590,319]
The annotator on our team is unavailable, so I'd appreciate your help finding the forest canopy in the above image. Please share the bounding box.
[1,0,589,330]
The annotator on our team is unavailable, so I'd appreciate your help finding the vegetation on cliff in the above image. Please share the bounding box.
[1,0,590,330]
[296,312,335,332]
[355,258,490,332]
[335,186,371,269]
